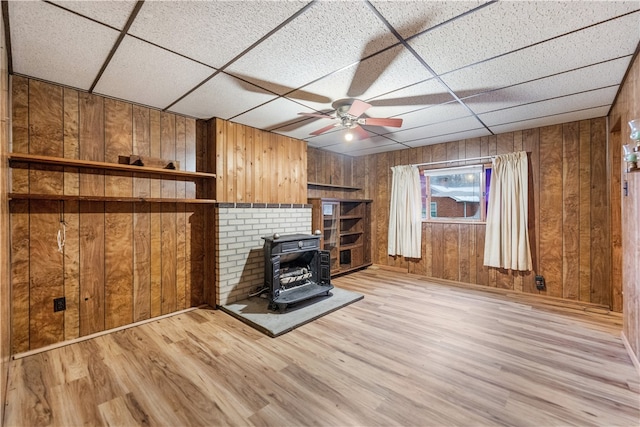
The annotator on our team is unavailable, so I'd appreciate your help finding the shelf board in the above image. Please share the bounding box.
[340,230,363,237]
[8,153,216,179]
[8,193,217,204]
[339,243,363,250]
[307,182,361,191]
[340,215,363,220]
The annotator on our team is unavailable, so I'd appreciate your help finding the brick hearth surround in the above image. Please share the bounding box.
[214,203,312,306]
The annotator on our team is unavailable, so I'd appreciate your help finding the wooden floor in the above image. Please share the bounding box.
[3,268,639,426]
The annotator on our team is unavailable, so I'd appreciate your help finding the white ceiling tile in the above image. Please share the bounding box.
[404,128,492,148]
[368,78,457,110]
[346,146,405,156]
[50,0,137,29]
[271,115,339,141]
[310,135,405,155]
[226,1,398,95]
[93,36,213,110]
[168,73,278,120]
[489,107,610,134]
[305,125,376,147]
[410,1,640,74]
[9,1,120,90]
[463,57,631,114]
[479,86,618,127]
[440,13,639,93]
[370,1,489,39]
[394,101,471,131]
[286,45,433,113]
[393,115,485,143]
[129,1,311,68]
[340,145,407,156]
[231,97,317,133]
[318,136,399,154]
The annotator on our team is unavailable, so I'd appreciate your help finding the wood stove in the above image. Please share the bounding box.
[262,233,333,312]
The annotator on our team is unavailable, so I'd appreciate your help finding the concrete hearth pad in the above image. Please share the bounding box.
[220,287,363,337]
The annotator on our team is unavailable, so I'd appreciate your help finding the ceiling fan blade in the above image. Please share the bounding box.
[362,117,403,128]
[353,125,370,140]
[310,123,339,136]
[347,100,371,117]
[297,112,336,120]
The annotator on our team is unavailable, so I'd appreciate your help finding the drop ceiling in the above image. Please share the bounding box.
[5,0,640,156]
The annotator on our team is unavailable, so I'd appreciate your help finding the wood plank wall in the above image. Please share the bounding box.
[0,18,10,422]
[307,147,367,200]
[308,120,617,311]
[9,76,211,353]
[209,118,307,204]
[609,50,640,367]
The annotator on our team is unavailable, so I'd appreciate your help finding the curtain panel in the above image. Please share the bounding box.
[388,165,422,258]
[483,151,532,271]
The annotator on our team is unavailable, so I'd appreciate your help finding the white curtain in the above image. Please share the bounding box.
[484,151,532,271]
[388,165,422,258]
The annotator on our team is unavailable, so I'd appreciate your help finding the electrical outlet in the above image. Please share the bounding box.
[535,275,546,291]
[53,297,66,312]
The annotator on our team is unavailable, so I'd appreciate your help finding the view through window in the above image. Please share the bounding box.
[420,164,491,221]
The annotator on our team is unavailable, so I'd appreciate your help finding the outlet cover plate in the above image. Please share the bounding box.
[53,297,66,312]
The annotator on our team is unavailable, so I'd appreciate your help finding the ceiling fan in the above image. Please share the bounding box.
[298,98,403,140]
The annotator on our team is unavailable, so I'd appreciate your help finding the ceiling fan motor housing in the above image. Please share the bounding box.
[334,99,361,129]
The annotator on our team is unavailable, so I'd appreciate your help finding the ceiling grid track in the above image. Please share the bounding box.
[438,9,640,82]
[240,0,500,132]
[4,0,639,154]
[242,0,504,140]
[163,0,318,112]
[364,0,495,136]
[88,0,145,93]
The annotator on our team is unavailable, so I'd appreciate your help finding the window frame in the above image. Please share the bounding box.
[420,163,491,224]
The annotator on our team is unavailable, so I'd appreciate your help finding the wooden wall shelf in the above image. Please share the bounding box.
[8,153,216,179]
[8,193,217,204]
[307,182,361,191]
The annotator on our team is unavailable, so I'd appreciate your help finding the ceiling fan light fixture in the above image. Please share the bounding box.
[345,131,354,142]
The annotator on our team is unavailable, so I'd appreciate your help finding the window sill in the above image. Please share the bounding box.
[422,219,486,225]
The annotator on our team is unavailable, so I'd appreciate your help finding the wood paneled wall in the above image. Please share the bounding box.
[209,118,307,204]
[308,120,617,311]
[609,50,640,368]
[0,16,11,422]
[9,76,210,353]
[307,147,367,200]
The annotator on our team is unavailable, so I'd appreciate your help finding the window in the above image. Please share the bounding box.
[420,164,491,221]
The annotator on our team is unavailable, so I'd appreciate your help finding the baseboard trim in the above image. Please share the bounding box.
[372,264,408,274]
[12,306,202,360]
[621,332,640,376]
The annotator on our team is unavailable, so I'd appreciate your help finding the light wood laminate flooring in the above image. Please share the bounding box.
[4,268,639,426]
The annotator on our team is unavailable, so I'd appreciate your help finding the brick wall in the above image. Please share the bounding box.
[432,197,480,218]
[215,203,312,306]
